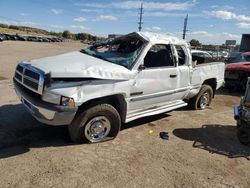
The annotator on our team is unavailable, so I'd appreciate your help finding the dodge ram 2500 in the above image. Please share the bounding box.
[13,32,225,143]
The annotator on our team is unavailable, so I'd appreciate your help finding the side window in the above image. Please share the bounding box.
[198,53,204,57]
[204,53,211,58]
[192,52,205,64]
[175,45,186,66]
[144,44,174,68]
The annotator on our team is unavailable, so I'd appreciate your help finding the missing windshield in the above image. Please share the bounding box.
[80,33,145,69]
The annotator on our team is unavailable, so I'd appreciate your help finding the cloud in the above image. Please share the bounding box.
[236,22,250,28]
[185,30,241,44]
[188,31,213,37]
[207,10,250,22]
[20,21,39,26]
[210,5,235,10]
[50,9,63,15]
[152,26,161,31]
[49,24,90,32]
[187,31,241,39]
[50,25,64,29]
[84,3,107,8]
[146,26,161,31]
[95,15,118,21]
[73,17,87,22]
[20,13,29,16]
[221,32,241,38]
[0,20,11,25]
[112,1,196,11]
[70,25,90,30]
[144,12,202,18]
[79,1,196,11]
[81,8,102,13]
[0,19,39,27]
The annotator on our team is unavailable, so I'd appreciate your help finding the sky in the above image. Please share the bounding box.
[0,0,249,44]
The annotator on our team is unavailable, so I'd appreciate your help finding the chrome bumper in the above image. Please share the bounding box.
[14,80,77,126]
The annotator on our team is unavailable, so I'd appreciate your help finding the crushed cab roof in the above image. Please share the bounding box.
[137,32,188,46]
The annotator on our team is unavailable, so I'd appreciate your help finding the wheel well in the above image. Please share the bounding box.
[203,78,216,97]
[77,94,127,123]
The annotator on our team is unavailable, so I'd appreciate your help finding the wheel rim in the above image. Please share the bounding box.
[200,92,210,109]
[84,116,111,142]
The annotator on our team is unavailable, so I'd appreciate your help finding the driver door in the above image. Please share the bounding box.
[129,44,178,111]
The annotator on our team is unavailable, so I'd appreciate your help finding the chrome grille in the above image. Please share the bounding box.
[14,63,45,94]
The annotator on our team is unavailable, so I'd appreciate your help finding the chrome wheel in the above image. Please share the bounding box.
[200,92,210,109]
[84,116,111,142]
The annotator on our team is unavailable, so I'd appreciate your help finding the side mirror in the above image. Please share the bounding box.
[138,64,146,71]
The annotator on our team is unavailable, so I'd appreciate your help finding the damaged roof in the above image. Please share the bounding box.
[137,32,188,46]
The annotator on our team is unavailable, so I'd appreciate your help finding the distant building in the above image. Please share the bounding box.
[225,40,236,46]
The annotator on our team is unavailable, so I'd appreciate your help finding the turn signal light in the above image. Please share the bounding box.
[61,96,75,107]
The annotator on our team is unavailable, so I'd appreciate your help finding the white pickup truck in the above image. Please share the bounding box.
[13,32,225,143]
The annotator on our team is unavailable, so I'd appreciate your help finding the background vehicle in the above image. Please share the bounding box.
[234,78,250,145]
[225,52,250,90]
[13,32,225,143]
[226,52,242,64]
[191,50,213,65]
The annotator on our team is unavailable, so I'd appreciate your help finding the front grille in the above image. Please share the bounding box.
[24,69,40,80]
[14,63,45,94]
[16,65,23,73]
[15,72,22,81]
[23,77,39,90]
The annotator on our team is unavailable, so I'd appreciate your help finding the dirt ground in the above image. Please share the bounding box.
[0,41,250,188]
[0,41,85,80]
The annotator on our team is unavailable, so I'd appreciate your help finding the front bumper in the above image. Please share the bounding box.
[234,104,240,120]
[14,80,78,126]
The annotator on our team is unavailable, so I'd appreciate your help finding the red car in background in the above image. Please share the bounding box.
[225,52,250,90]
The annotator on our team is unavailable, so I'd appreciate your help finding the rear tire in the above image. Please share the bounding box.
[189,84,213,110]
[68,104,121,143]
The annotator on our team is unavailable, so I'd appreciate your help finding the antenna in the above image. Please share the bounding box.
[183,14,188,40]
[138,1,143,32]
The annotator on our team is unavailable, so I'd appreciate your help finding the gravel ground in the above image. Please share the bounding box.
[0,41,249,188]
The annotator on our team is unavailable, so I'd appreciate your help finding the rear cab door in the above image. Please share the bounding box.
[172,45,191,100]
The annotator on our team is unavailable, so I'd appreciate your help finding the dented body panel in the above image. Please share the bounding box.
[13,32,225,125]
[30,51,137,80]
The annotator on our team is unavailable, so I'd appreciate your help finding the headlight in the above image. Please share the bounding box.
[42,92,61,105]
[61,96,75,107]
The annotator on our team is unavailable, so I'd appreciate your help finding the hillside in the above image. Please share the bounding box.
[0,23,102,40]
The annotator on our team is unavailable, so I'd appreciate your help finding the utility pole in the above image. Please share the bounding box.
[138,1,143,32]
[183,14,188,40]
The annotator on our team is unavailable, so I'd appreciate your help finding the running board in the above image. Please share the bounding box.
[125,100,187,123]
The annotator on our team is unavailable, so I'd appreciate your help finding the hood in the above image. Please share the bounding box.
[28,51,135,80]
[226,62,250,71]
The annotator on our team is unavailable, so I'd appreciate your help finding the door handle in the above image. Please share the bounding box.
[170,74,177,78]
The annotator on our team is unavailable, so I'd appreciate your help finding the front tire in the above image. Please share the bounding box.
[237,127,250,145]
[69,104,121,143]
[189,84,213,110]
